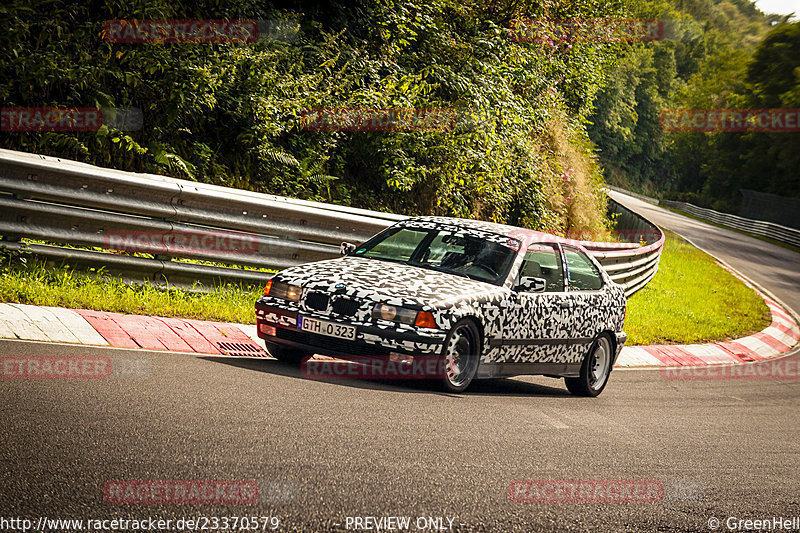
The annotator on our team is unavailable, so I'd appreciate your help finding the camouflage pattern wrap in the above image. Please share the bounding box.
[255,216,627,377]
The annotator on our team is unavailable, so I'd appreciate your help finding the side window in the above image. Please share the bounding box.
[563,246,603,291]
[519,243,564,292]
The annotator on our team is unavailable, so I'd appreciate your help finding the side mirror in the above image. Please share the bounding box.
[515,276,546,293]
[340,242,356,255]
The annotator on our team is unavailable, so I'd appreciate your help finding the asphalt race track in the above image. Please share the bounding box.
[2,195,799,532]
[608,190,800,320]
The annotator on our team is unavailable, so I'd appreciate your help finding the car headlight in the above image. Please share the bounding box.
[372,303,436,328]
[263,280,302,302]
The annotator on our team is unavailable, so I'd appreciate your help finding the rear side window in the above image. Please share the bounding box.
[519,243,565,292]
[563,246,603,291]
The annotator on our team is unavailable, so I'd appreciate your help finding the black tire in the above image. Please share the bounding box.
[265,342,312,365]
[565,333,614,397]
[439,319,481,393]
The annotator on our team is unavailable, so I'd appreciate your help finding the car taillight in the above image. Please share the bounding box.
[414,311,436,329]
[263,280,273,296]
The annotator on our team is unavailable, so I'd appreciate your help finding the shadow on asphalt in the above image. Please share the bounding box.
[201,355,572,397]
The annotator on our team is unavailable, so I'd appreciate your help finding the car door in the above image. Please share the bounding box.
[498,242,576,364]
[562,245,607,364]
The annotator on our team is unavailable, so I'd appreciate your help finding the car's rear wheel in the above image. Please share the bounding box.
[440,319,481,393]
[265,341,312,365]
[565,334,613,397]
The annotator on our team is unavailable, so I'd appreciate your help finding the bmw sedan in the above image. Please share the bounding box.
[255,216,627,395]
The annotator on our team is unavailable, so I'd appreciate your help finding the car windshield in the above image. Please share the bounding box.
[351,226,519,285]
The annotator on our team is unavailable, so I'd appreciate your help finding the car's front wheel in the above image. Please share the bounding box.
[440,319,481,393]
[265,341,312,365]
[565,334,613,397]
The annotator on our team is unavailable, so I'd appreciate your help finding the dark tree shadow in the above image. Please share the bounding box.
[201,355,573,397]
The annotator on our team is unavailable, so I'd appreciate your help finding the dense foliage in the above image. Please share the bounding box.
[589,0,799,212]
[4,0,792,225]
[0,0,631,235]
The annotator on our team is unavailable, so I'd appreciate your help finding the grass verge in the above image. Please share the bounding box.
[625,230,771,345]
[0,258,261,324]
[0,232,773,345]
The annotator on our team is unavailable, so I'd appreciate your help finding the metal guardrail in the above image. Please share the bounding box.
[605,185,659,205]
[605,186,800,249]
[659,200,800,248]
[594,199,664,296]
[0,148,663,297]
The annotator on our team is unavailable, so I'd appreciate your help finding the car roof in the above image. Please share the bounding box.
[403,215,574,246]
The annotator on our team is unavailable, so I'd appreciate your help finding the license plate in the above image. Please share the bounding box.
[298,316,356,340]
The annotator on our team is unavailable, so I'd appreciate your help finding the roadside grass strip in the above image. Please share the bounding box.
[0,259,262,324]
[624,230,771,346]
[616,296,799,367]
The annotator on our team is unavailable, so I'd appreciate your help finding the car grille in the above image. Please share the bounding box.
[304,292,329,312]
[275,327,390,357]
[331,297,360,317]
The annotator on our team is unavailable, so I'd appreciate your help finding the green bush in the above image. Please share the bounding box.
[0,0,621,234]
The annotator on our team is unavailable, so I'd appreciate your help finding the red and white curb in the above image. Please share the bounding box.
[616,260,799,366]
[0,303,266,357]
[0,291,797,367]
[615,296,799,367]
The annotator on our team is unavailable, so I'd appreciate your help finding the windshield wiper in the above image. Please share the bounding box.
[360,256,490,283]
[360,256,411,266]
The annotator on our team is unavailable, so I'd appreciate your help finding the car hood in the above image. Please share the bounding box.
[274,256,505,308]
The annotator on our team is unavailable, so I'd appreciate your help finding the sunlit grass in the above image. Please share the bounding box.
[0,260,262,324]
[625,230,771,345]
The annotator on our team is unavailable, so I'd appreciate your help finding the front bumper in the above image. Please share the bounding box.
[255,301,446,359]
